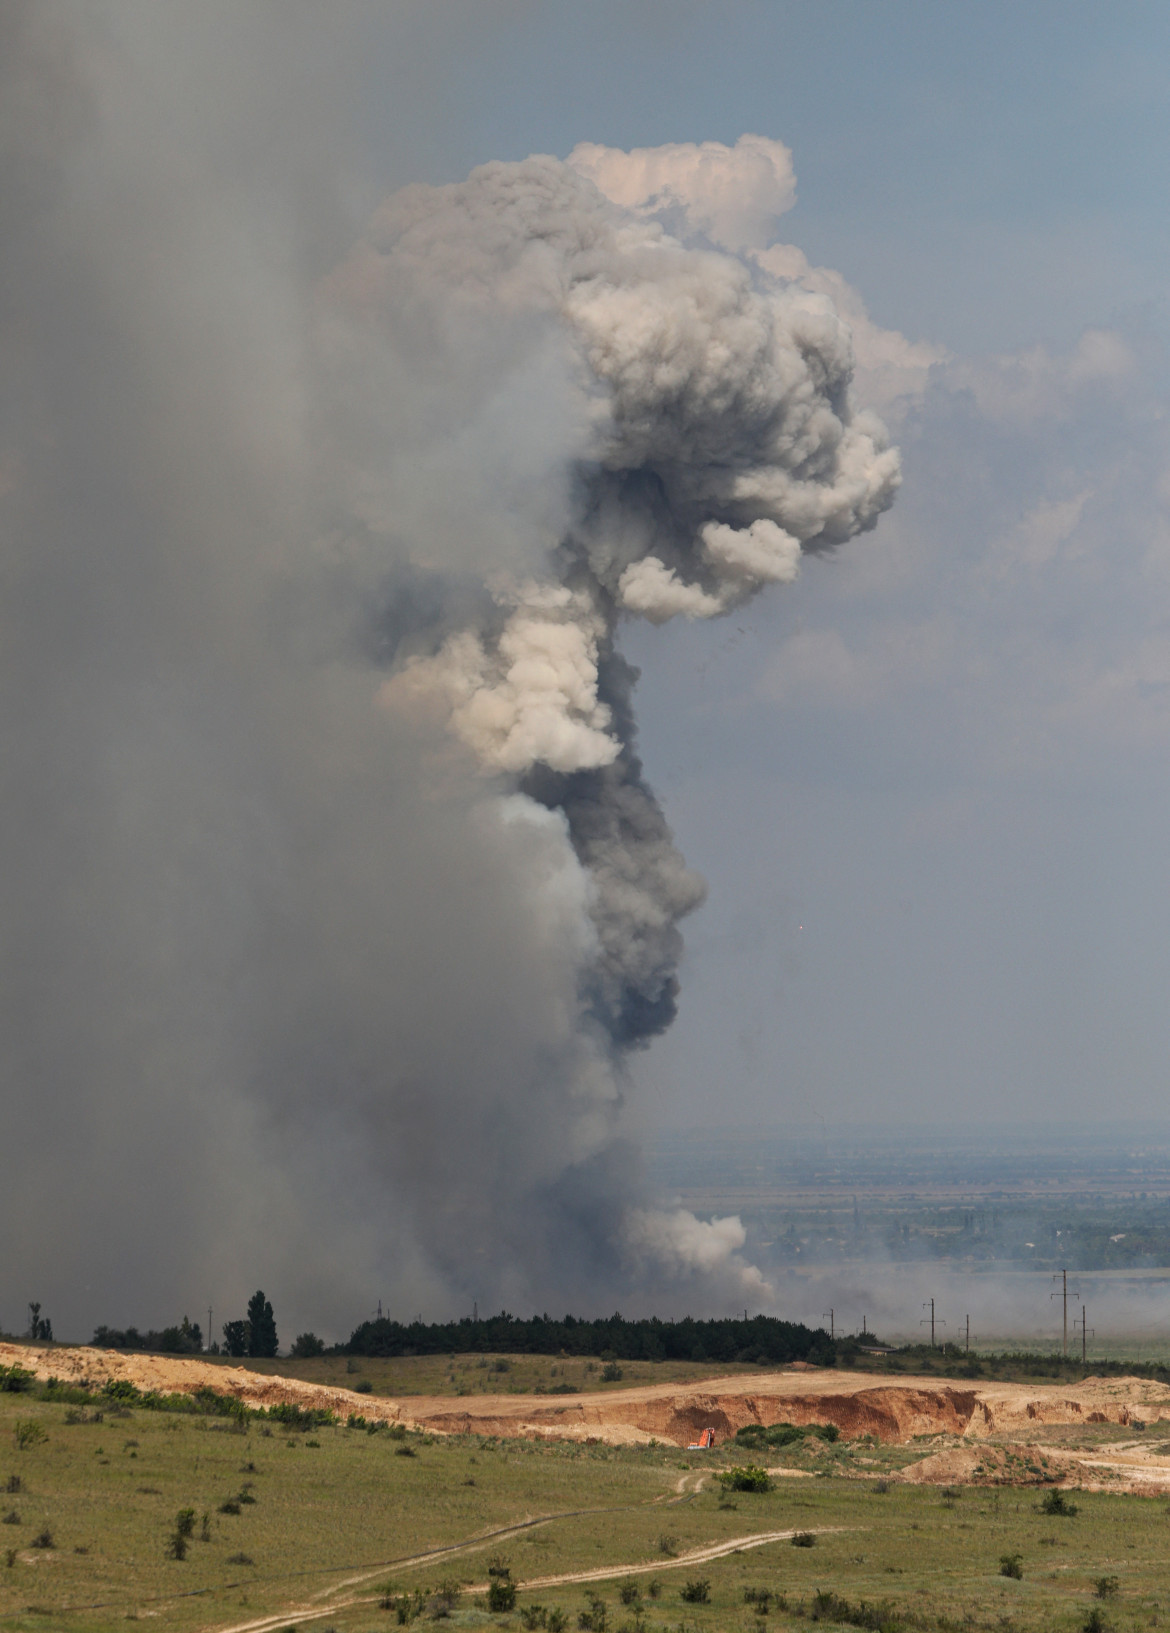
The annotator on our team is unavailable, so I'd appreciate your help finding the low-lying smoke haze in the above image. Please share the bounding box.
[0,6,904,1340]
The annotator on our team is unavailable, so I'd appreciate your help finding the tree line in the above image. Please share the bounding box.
[82,1302,835,1367]
[342,1311,836,1365]
[91,1292,278,1358]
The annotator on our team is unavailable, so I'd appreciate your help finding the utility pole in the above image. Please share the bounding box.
[1074,1305,1094,1367]
[823,1308,835,1340]
[965,1314,970,1356]
[207,1306,212,1353]
[473,1300,478,1324]
[1051,1270,1074,1358]
[921,1299,945,1349]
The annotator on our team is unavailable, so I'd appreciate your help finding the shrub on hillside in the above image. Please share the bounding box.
[719,1464,771,1493]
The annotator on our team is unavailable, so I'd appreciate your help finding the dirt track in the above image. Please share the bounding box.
[5,1339,1169,1451]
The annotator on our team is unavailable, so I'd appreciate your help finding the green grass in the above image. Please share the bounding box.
[202,1348,775,1397]
[4,1387,1170,1632]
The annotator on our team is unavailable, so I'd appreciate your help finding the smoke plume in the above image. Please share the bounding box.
[0,14,898,1339]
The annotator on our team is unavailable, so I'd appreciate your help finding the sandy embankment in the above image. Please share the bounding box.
[4,1340,1169,1460]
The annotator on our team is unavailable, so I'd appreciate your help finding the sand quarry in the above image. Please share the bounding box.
[7,1340,1170,1493]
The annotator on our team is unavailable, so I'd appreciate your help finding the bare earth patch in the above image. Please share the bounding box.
[6,1340,1170,1491]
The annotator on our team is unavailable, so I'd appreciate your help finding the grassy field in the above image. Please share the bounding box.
[4,1380,1170,1633]
[210,1350,771,1398]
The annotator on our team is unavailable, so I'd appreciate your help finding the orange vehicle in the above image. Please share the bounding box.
[686,1427,715,1449]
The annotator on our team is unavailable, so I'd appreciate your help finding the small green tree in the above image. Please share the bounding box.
[246,1292,278,1358]
[221,1320,250,1358]
[291,1332,325,1358]
[487,1577,516,1612]
[25,1305,51,1343]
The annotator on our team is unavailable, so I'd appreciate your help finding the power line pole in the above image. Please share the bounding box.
[823,1308,835,1340]
[1051,1269,1073,1358]
[1074,1305,1094,1366]
[207,1306,212,1354]
[965,1314,970,1356]
[920,1298,945,1349]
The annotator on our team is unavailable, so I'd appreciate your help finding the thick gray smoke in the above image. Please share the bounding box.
[0,11,898,1340]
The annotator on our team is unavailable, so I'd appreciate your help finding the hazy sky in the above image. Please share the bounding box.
[343,1,1170,1130]
[5,1,1170,1340]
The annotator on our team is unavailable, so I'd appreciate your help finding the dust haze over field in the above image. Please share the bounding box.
[0,6,906,1339]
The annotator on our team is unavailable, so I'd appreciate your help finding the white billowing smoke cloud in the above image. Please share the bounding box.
[569,134,797,254]
[569,135,948,410]
[0,5,899,1336]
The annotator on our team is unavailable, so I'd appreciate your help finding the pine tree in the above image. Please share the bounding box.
[246,1290,277,1358]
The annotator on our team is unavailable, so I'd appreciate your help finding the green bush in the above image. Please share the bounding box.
[13,1422,47,1450]
[792,1530,817,1548]
[578,1590,608,1630]
[262,1402,333,1431]
[999,1553,1023,1580]
[1095,1576,1120,1599]
[0,1367,34,1394]
[1041,1490,1078,1516]
[680,1578,710,1604]
[809,1590,900,1630]
[488,1577,516,1612]
[735,1420,838,1449]
[428,1579,462,1617]
[719,1464,772,1492]
[290,1332,325,1358]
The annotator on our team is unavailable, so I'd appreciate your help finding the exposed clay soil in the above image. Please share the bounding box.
[6,1340,1170,1456]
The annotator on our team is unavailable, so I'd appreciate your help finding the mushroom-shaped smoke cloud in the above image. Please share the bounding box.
[370,151,899,1046]
[355,145,900,1295]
